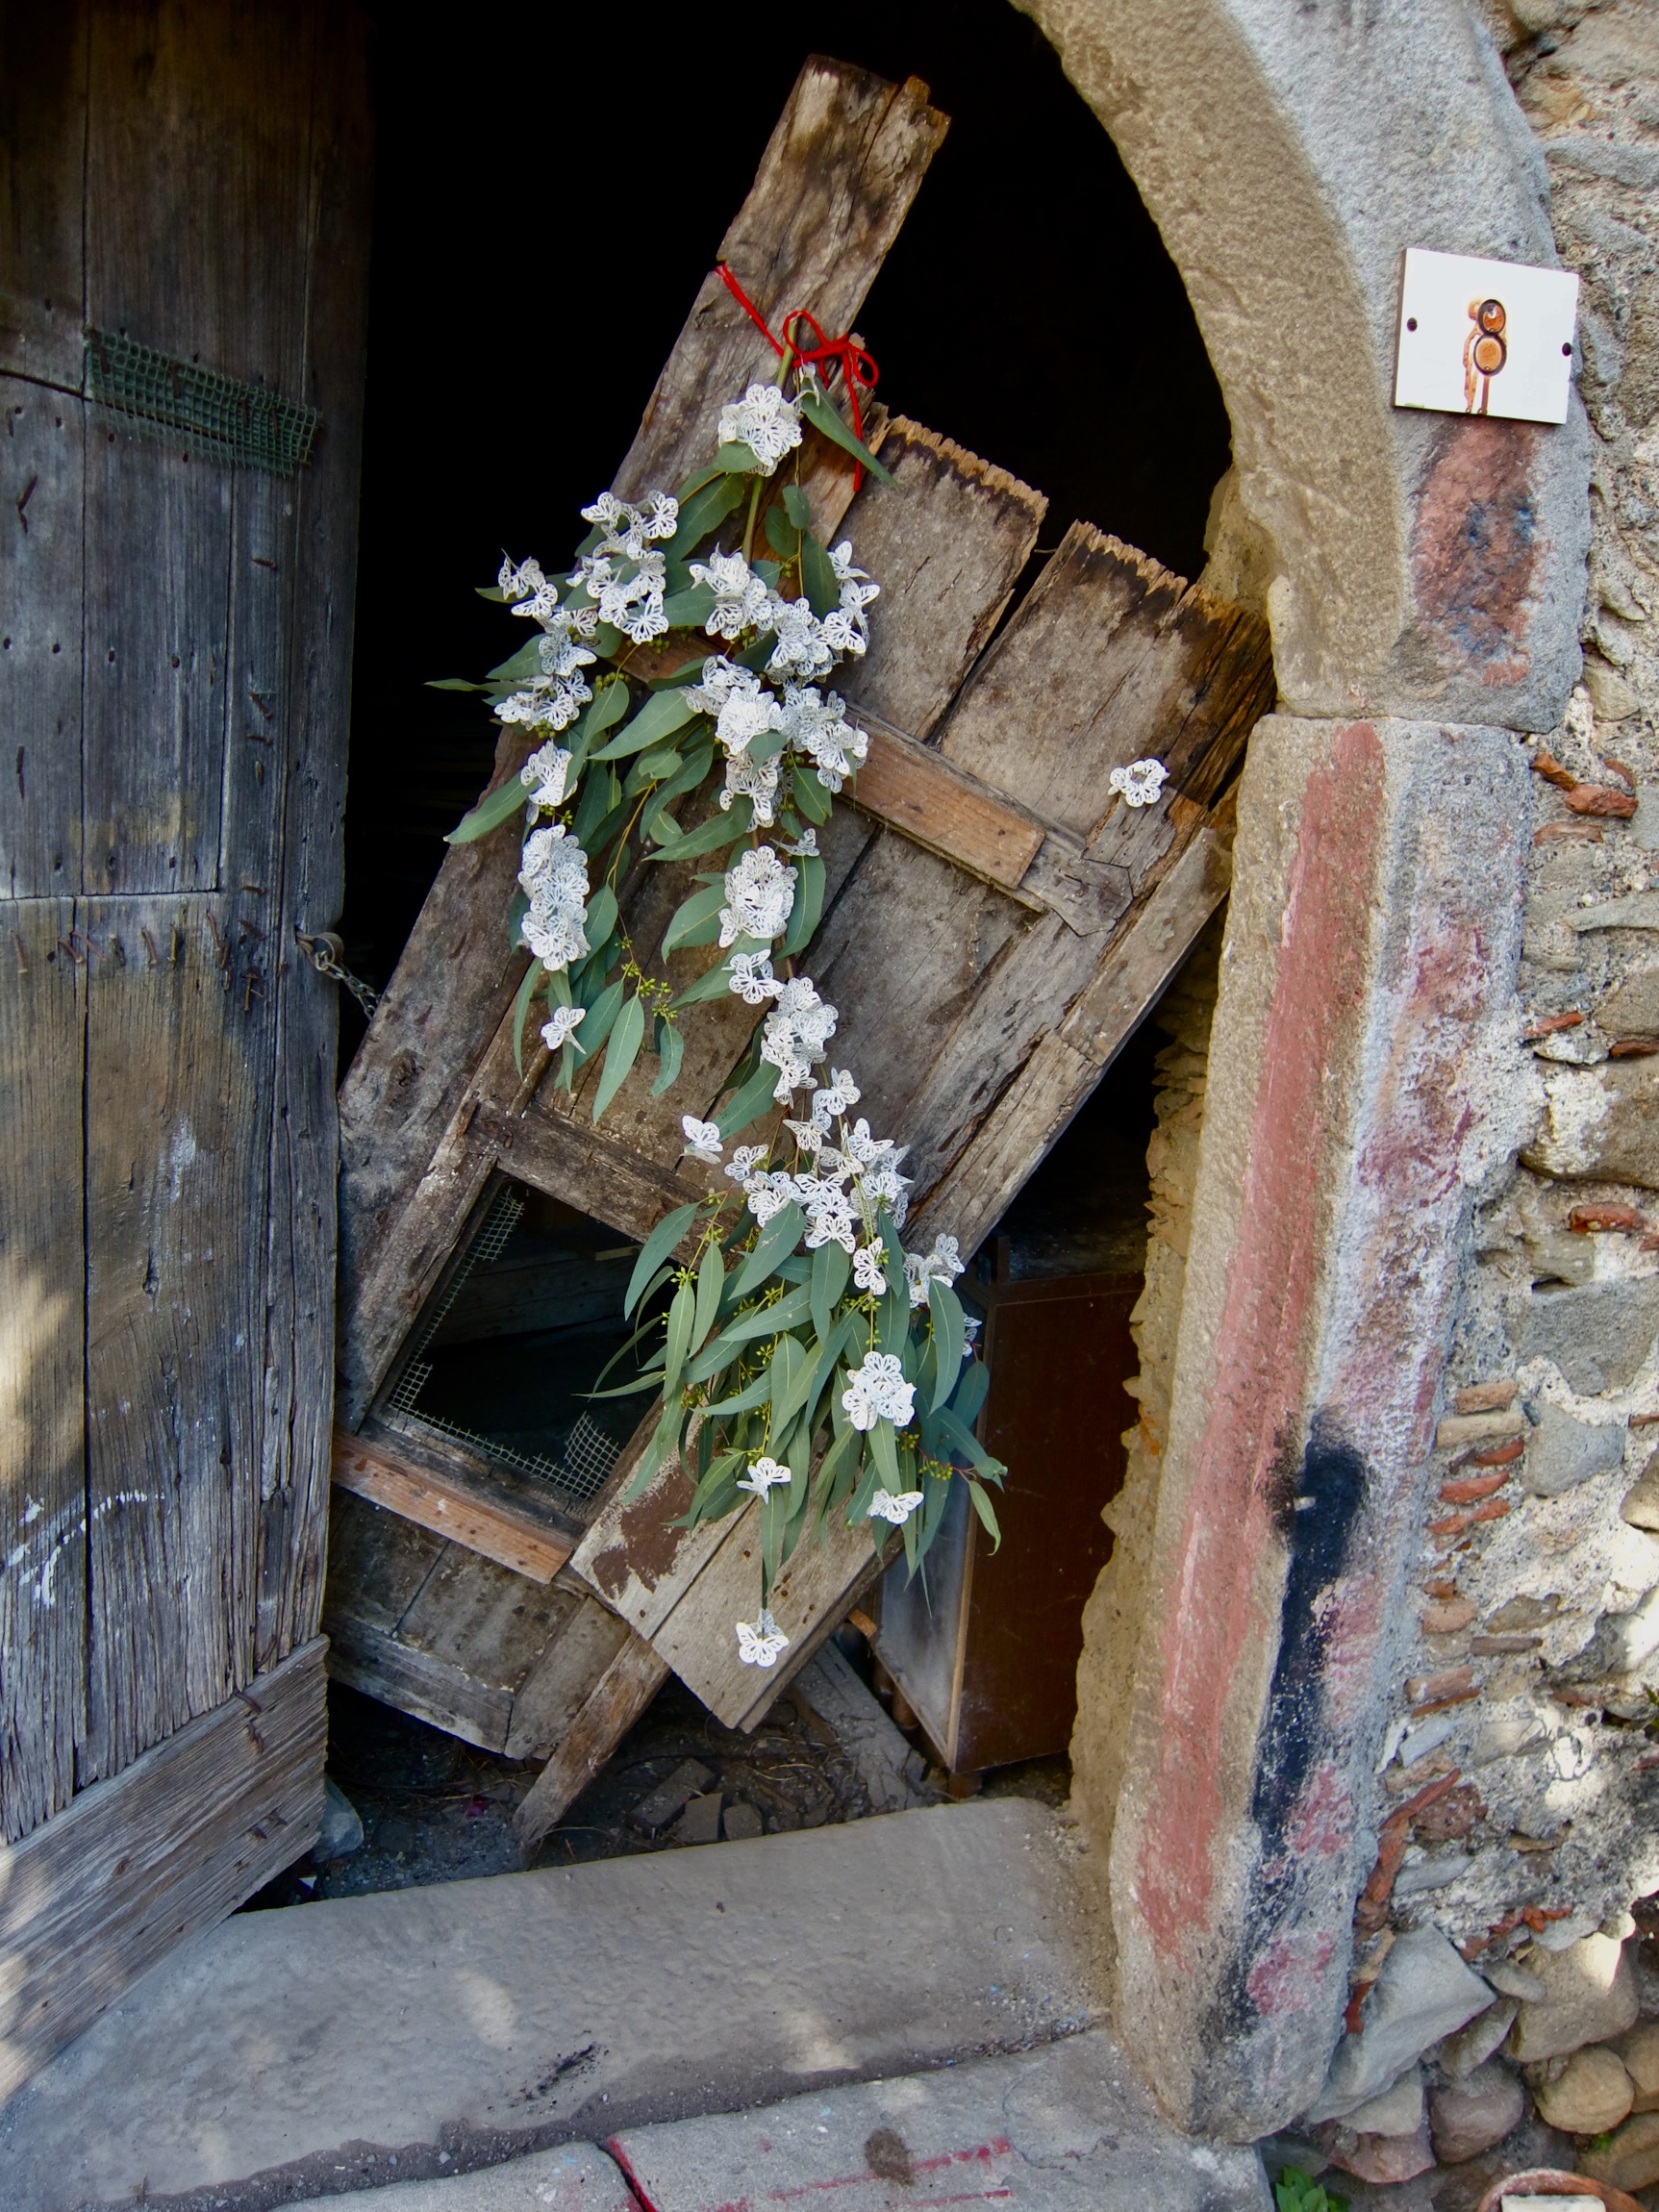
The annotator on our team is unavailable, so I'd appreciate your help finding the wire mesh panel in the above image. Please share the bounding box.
[382,1183,636,1514]
[86,330,321,474]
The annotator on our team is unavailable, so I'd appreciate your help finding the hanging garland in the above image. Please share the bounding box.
[440,289,1161,1667]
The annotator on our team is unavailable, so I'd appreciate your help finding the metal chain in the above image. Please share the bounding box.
[294,928,380,1016]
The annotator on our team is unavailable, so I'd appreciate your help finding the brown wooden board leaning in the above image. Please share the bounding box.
[329,56,1273,1852]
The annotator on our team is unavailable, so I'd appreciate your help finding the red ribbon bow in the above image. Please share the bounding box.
[716,263,880,488]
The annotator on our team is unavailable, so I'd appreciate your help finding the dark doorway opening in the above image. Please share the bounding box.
[340,1,1231,1020]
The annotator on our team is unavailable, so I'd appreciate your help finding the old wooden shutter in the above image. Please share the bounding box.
[329,59,1272,1850]
[0,1,369,2089]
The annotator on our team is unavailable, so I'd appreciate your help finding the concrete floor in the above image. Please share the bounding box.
[275,2037,1272,2211]
[1,1798,1099,2212]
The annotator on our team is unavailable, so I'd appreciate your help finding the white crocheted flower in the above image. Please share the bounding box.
[852,1243,888,1296]
[720,744,782,825]
[520,742,573,812]
[779,686,867,792]
[736,1457,792,1497]
[841,1351,916,1433]
[581,490,679,562]
[719,845,796,948]
[736,1607,790,1667]
[723,1144,768,1184]
[867,1488,923,1526]
[718,383,803,473]
[1110,757,1169,809]
[498,673,591,731]
[540,1004,587,1052]
[593,550,668,644]
[691,549,771,641]
[681,1117,723,1163]
[904,1232,965,1309]
[727,951,781,1006]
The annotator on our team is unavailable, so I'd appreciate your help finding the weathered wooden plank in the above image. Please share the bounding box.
[511,1634,672,1853]
[80,896,275,1783]
[571,1437,733,1646]
[842,422,1045,742]
[849,717,1044,892]
[913,812,1236,1263]
[614,64,946,502]
[0,1637,326,2101]
[323,1611,515,1755]
[323,1485,446,1633]
[257,0,373,1672]
[332,1426,573,1584]
[392,1543,586,1700]
[649,1507,890,1734]
[0,7,87,390]
[0,380,84,896]
[505,1589,636,1762]
[0,899,87,1842]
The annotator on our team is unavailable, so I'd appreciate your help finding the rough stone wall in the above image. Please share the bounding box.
[1069,917,1224,1906]
[1279,3,1659,2191]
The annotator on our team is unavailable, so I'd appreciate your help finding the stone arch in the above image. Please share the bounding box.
[1023,0,1588,729]
[1016,0,1594,2138]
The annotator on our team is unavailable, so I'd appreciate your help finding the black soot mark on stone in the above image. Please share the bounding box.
[1247,1412,1369,1859]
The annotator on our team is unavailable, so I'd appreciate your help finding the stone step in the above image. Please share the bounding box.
[0,1798,1094,2211]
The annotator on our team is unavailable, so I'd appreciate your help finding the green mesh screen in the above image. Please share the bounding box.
[86,330,320,475]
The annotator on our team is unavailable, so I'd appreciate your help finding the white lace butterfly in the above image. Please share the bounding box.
[867,1488,924,1526]
[735,1608,791,1668]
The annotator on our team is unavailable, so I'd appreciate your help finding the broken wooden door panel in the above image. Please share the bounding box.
[332,1422,576,1584]
[337,56,946,1386]
[0,0,372,2085]
[320,1490,631,1759]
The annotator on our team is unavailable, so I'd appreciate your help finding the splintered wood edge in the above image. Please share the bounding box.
[879,415,1048,523]
[1061,514,1191,597]
[331,1428,571,1584]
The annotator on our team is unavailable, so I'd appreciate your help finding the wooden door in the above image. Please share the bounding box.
[877,1269,1142,1781]
[0,0,370,2093]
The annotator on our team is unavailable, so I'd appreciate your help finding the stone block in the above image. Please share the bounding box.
[1520,1404,1627,1499]
[1306,1931,1496,2121]
[1485,1960,1549,2002]
[1510,1279,1659,1395]
[1342,2066,1424,2137]
[1597,965,1659,1038]
[1428,2059,1526,2163]
[1596,1584,1659,1677]
[1531,2044,1636,2133]
[1621,1452,1659,1532]
[1321,2123,1437,2185]
[1585,2108,1659,2194]
[1524,1059,1659,1189]
[1616,2021,1659,2107]
[1508,1935,1640,2062]
[1440,1998,1521,2077]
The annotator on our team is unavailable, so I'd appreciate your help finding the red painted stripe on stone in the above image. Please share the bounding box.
[1133,722,1387,1964]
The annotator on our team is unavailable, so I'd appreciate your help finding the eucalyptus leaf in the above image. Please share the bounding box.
[798,530,841,620]
[810,1238,850,1343]
[661,582,717,629]
[668,957,739,1010]
[649,1018,686,1097]
[685,1282,814,1380]
[620,1398,686,1505]
[663,881,727,956]
[591,687,699,763]
[592,992,646,1120]
[731,1201,806,1301]
[583,883,618,949]
[869,1417,901,1489]
[765,504,801,562]
[580,978,626,1058]
[641,741,716,844]
[691,1237,725,1353]
[797,387,895,485]
[704,1370,774,1416]
[782,483,812,529]
[648,805,750,866]
[487,637,545,684]
[664,1278,695,1397]
[509,957,542,1079]
[950,1354,990,1428]
[927,1279,966,1410]
[790,762,834,825]
[781,853,825,956]
[445,772,528,846]
[968,1479,1003,1551]
[427,676,491,692]
[715,440,764,473]
[716,1058,782,1140]
[623,1201,701,1318]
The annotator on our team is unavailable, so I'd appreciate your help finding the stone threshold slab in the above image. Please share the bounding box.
[0,1798,1094,2212]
